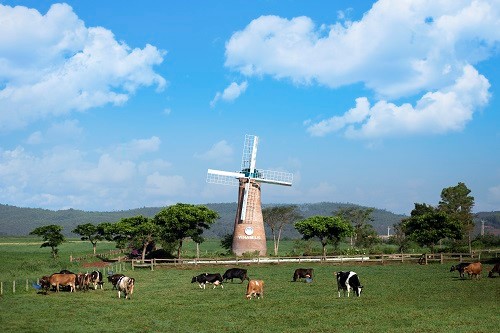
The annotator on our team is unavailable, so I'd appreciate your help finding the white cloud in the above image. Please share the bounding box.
[113,136,161,159]
[0,3,166,132]
[210,81,248,107]
[0,140,186,211]
[195,140,234,164]
[225,0,500,138]
[145,172,186,196]
[307,65,490,138]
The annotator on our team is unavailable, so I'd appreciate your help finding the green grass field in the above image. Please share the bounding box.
[0,239,499,333]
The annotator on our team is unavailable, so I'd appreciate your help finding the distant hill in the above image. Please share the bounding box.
[1,202,498,238]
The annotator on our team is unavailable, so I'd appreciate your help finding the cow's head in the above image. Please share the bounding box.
[450,266,456,272]
[191,276,198,283]
[355,285,363,297]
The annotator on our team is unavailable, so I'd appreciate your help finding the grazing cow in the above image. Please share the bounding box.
[335,271,363,297]
[38,275,51,293]
[90,271,104,290]
[191,273,224,289]
[108,273,125,290]
[292,268,314,282]
[48,273,77,292]
[75,273,92,291]
[450,263,471,278]
[463,262,482,280]
[488,263,500,278]
[223,268,249,283]
[117,276,135,299]
[245,279,264,300]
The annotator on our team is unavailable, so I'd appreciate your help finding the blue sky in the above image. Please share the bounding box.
[0,0,499,215]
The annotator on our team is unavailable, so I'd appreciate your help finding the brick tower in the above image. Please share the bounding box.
[207,134,293,257]
[232,179,266,256]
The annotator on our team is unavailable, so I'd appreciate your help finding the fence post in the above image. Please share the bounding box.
[151,259,154,271]
[459,254,463,262]
[401,254,404,263]
[132,260,135,271]
[381,254,384,265]
[440,253,444,264]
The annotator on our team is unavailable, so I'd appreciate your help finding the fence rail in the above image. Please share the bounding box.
[131,250,499,270]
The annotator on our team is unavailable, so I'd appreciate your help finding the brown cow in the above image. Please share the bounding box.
[48,273,76,292]
[463,262,482,280]
[488,263,500,278]
[245,279,264,300]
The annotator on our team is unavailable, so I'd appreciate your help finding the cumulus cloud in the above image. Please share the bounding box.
[225,0,500,138]
[210,81,248,107]
[0,3,166,131]
[0,138,185,210]
[195,140,234,164]
[307,65,490,138]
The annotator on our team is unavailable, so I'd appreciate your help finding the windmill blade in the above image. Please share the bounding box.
[254,169,293,186]
[241,134,259,175]
[240,182,250,220]
[207,169,245,186]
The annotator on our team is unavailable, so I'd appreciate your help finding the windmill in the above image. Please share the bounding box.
[207,134,293,256]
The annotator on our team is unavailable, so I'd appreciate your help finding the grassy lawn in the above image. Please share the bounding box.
[0,238,498,333]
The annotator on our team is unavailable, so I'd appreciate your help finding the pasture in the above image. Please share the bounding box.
[0,240,499,332]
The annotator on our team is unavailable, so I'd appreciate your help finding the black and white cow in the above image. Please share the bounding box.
[107,273,125,290]
[191,273,224,289]
[223,268,249,283]
[117,276,135,299]
[450,263,471,278]
[334,271,363,297]
[90,271,104,289]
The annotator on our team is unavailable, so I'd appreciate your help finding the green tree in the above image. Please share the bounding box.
[438,182,475,254]
[402,204,462,252]
[295,215,354,258]
[335,207,376,247]
[154,203,219,259]
[263,205,302,256]
[220,233,233,254]
[114,215,159,261]
[29,224,65,258]
[72,223,103,254]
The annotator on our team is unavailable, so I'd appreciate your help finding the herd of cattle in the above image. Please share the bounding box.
[37,270,135,299]
[36,261,499,300]
[449,261,500,279]
[190,267,364,299]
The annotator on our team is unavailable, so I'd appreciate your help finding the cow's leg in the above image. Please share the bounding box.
[118,290,121,298]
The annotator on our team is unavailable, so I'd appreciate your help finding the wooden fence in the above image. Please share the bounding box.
[130,250,500,270]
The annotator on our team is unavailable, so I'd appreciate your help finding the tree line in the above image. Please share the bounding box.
[30,182,498,259]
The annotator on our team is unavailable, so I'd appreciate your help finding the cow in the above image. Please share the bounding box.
[245,279,264,300]
[90,271,104,290]
[75,273,92,291]
[450,263,471,278]
[48,273,77,292]
[488,263,500,278]
[463,262,482,280]
[334,271,363,297]
[292,268,314,282]
[117,276,135,299]
[191,273,224,289]
[38,275,51,293]
[107,273,125,290]
[223,268,249,283]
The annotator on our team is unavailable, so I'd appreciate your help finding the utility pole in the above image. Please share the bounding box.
[481,220,485,236]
